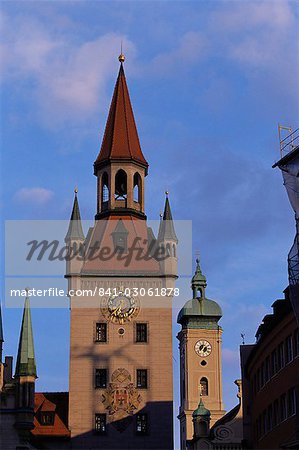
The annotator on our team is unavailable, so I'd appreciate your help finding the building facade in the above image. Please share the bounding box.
[241,288,299,449]
[65,54,177,449]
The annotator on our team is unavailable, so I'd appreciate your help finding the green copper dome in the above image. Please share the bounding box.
[193,398,211,418]
[177,296,222,324]
[177,257,222,327]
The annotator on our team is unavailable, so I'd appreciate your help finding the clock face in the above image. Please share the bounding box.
[102,293,139,324]
[195,340,212,357]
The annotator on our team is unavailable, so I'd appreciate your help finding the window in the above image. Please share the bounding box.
[280,394,287,421]
[133,172,141,203]
[101,172,109,204]
[95,369,107,389]
[277,342,284,371]
[265,356,270,383]
[136,413,148,435]
[294,329,299,357]
[136,323,148,343]
[95,414,106,434]
[256,368,261,391]
[260,362,265,387]
[96,323,107,342]
[271,349,278,376]
[285,335,293,364]
[115,169,127,200]
[136,369,148,389]
[267,405,273,431]
[200,377,208,396]
[288,388,296,417]
[273,400,279,426]
[39,412,55,426]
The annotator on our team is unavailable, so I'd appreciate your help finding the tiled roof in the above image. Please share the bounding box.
[32,392,70,438]
[94,63,148,171]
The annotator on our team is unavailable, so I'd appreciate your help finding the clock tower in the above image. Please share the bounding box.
[66,54,177,449]
[177,257,225,450]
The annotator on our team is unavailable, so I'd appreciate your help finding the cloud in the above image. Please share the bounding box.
[147,31,207,76]
[14,188,54,205]
[1,12,136,126]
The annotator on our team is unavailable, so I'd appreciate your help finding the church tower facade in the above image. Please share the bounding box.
[177,258,225,450]
[66,55,177,449]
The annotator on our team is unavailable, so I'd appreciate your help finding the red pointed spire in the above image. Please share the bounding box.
[94,62,148,173]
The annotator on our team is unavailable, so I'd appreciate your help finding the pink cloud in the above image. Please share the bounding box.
[14,187,54,205]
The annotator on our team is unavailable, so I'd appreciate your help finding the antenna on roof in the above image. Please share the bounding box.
[278,124,298,158]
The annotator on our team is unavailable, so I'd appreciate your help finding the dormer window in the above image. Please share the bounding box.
[111,220,128,253]
[39,412,55,426]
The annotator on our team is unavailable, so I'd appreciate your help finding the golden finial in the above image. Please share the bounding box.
[118,41,125,63]
[165,190,169,196]
[159,211,163,219]
[25,287,30,297]
[74,186,78,194]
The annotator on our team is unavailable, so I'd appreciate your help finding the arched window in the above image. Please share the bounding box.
[200,377,208,396]
[115,170,127,200]
[101,172,109,204]
[133,172,142,203]
[173,244,176,257]
[166,243,171,256]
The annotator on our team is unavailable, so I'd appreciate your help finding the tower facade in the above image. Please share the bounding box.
[66,56,177,449]
[177,258,225,450]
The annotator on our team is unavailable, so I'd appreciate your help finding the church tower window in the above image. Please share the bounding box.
[136,413,148,434]
[101,172,109,206]
[133,172,141,203]
[136,369,148,388]
[135,323,148,343]
[115,169,127,200]
[200,377,209,396]
[95,323,107,342]
[95,413,107,434]
[95,369,108,388]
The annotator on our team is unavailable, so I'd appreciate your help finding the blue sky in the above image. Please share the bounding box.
[1,0,299,438]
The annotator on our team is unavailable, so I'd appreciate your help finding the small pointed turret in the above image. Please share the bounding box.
[15,294,37,378]
[191,256,207,299]
[158,192,178,242]
[65,189,85,241]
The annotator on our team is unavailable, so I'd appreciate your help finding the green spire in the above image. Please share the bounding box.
[192,256,207,299]
[15,295,37,378]
[192,398,211,418]
[158,192,178,242]
[65,189,85,241]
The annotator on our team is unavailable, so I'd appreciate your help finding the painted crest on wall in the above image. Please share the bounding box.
[102,368,142,432]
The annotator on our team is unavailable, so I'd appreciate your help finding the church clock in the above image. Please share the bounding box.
[102,293,140,324]
[195,340,212,357]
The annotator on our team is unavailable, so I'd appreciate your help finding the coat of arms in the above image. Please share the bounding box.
[102,368,142,432]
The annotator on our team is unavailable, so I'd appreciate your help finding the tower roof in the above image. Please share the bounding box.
[158,193,178,242]
[15,295,37,378]
[193,398,211,418]
[177,257,222,325]
[192,257,207,290]
[94,61,148,172]
[65,190,85,241]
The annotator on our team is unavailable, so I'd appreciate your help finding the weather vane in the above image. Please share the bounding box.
[241,333,245,345]
[118,41,125,63]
